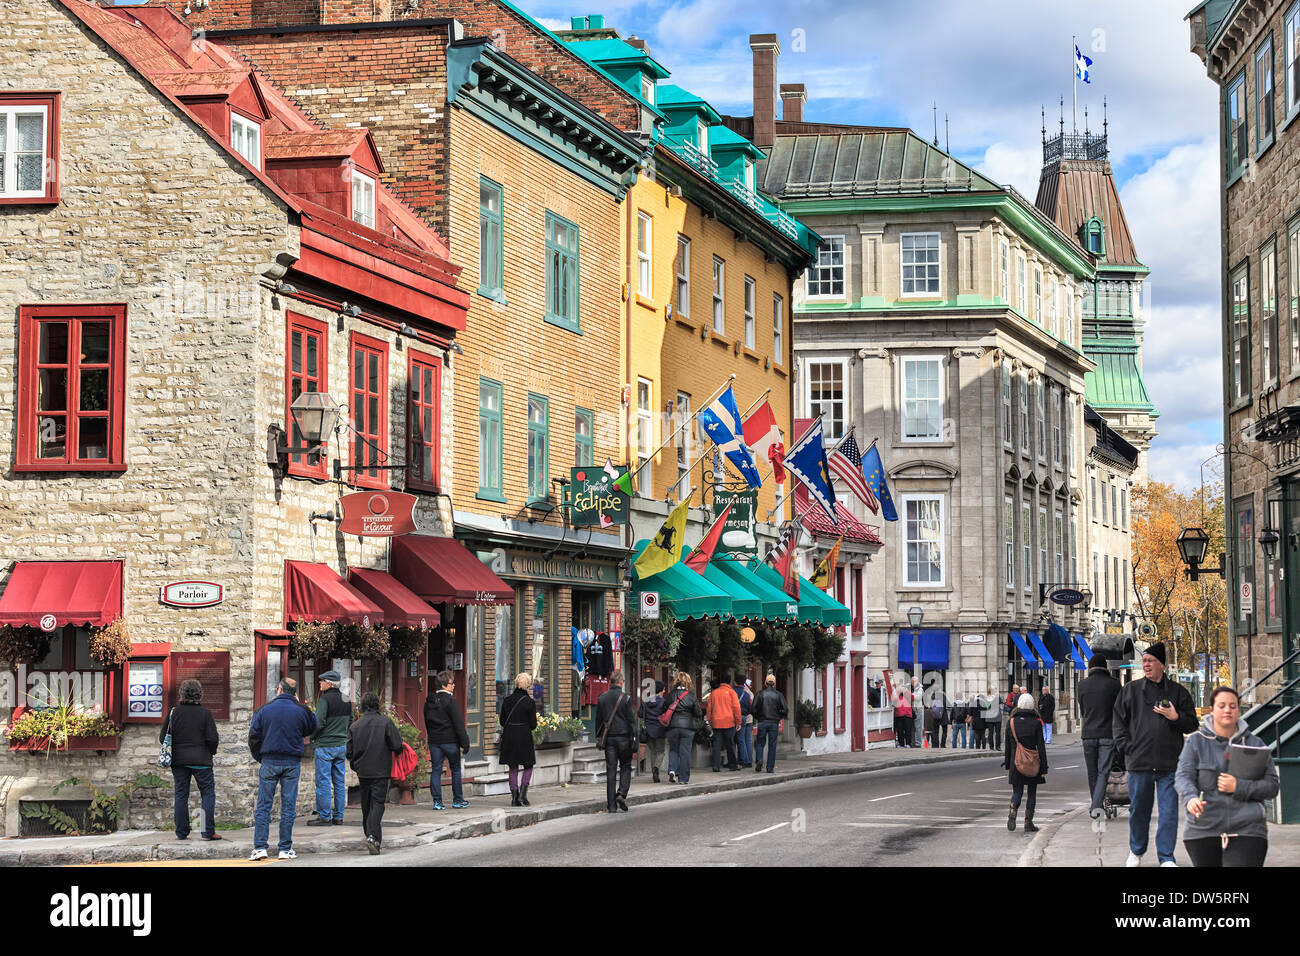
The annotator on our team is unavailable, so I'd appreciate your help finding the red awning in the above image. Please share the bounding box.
[0,561,123,628]
[390,535,514,606]
[795,489,883,546]
[284,560,384,626]
[347,568,441,629]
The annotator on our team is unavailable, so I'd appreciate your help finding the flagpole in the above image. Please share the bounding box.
[1072,35,1077,134]
[667,386,773,501]
[625,373,736,494]
[763,415,840,520]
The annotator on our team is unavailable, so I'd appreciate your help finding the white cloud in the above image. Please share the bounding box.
[977,140,1044,196]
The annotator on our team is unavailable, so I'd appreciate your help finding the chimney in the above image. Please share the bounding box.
[749,33,780,149]
[625,35,650,54]
[780,83,806,124]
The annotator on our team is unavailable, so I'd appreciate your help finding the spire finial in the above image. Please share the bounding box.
[1041,104,1046,148]
[1084,104,1089,136]
[945,113,950,155]
[1103,96,1109,146]
[1059,96,1065,139]
[933,101,939,147]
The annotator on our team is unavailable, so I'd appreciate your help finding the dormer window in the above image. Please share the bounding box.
[641,74,655,106]
[230,112,261,169]
[743,159,755,191]
[697,119,709,152]
[1082,216,1106,256]
[351,169,376,230]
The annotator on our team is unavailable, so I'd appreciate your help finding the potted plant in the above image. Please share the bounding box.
[533,712,584,747]
[795,699,823,740]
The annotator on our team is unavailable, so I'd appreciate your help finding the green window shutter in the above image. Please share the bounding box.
[544,212,581,333]
[478,378,505,501]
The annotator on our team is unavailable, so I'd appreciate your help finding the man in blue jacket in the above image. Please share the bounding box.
[248,678,318,861]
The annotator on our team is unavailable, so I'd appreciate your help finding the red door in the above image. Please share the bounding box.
[851,665,866,751]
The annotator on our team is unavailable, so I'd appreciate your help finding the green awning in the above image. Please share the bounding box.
[631,541,732,621]
[797,575,851,626]
[711,556,800,623]
[746,559,826,625]
[683,548,764,620]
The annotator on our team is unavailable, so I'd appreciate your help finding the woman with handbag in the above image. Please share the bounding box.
[498,673,538,806]
[160,679,220,840]
[1002,693,1048,833]
[663,672,701,784]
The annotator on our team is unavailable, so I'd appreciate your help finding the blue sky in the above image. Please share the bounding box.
[531,0,1224,491]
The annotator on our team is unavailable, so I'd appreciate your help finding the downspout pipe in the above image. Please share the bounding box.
[1215,71,1238,688]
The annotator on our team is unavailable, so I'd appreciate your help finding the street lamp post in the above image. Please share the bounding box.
[908,606,923,746]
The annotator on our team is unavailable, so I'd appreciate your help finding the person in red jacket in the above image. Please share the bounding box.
[706,672,742,771]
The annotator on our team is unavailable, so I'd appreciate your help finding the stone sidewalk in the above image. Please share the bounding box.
[1024,796,1300,867]
[2,738,1004,865]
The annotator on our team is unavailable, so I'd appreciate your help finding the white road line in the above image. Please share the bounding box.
[845,822,1008,829]
[730,821,790,842]
[868,792,913,802]
[858,813,972,820]
[1057,765,1079,769]
[974,775,1005,783]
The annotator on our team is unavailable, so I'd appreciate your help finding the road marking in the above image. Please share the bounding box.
[1057,765,1079,769]
[859,813,972,821]
[974,775,1005,783]
[730,821,790,842]
[845,822,1007,829]
[868,792,913,802]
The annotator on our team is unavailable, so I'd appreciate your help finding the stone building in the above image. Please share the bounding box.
[725,36,1100,715]
[0,0,469,830]
[1085,405,1141,641]
[1188,0,1300,693]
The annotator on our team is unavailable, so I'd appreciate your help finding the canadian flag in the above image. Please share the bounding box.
[742,402,783,479]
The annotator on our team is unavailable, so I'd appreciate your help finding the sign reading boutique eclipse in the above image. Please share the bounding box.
[568,465,630,527]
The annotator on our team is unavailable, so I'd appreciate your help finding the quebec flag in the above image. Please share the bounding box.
[1075,44,1093,84]
[698,386,763,488]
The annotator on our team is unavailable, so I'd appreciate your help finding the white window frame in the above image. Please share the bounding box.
[1022,499,1033,592]
[675,390,691,488]
[0,104,49,199]
[1036,378,1046,460]
[1039,504,1049,583]
[1054,510,1065,582]
[1002,363,1012,448]
[641,74,656,106]
[350,169,376,230]
[636,377,653,496]
[806,235,846,299]
[899,353,944,443]
[900,232,941,297]
[1054,388,1063,465]
[1286,1,1300,119]
[1033,266,1043,322]
[1049,277,1059,335]
[712,256,725,333]
[697,118,709,152]
[743,276,756,349]
[1065,284,1075,345]
[805,358,848,440]
[1016,253,1027,314]
[1019,371,1029,453]
[230,111,261,169]
[1071,514,1079,582]
[637,211,653,298]
[1005,495,1015,590]
[999,239,1010,304]
[675,236,691,318]
[901,493,946,587]
[773,293,784,361]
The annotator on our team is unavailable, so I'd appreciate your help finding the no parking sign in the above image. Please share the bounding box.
[639,591,660,619]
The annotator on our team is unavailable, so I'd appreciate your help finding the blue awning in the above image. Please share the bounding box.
[898,628,950,671]
[1009,630,1039,670]
[1046,623,1084,670]
[1074,632,1094,661]
[1026,631,1056,669]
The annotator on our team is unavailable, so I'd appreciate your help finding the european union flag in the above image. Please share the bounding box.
[861,443,898,522]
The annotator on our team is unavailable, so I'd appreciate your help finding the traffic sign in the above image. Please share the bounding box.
[639,591,660,619]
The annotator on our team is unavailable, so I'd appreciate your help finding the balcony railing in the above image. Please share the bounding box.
[678,140,718,180]
[1043,132,1108,163]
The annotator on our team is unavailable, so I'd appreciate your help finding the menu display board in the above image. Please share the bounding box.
[169,651,232,720]
[128,662,165,717]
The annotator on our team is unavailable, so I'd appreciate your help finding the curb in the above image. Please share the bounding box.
[1018,805,1090,868]
[4,749,1001,865]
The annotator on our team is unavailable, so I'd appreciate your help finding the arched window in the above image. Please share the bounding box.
[1081,216,1106,257]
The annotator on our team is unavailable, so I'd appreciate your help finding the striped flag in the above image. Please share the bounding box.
[828,433,879,515]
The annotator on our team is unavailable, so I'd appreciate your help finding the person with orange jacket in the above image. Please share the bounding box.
[706,672,742,772]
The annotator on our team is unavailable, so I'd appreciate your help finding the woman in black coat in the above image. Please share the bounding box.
[161,679,220,840]
[498,673,538,807]
[1002,693,1049,833]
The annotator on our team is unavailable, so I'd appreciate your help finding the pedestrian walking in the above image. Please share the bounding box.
[663,672,701,783]
[424,669,471,810]
[1177,685,1279,867]
[162,678,220,841]
[926,688,948,748]
[595,671,638,811]
[752,673,788,772]
[1077,654,1121,817]
[970,689,986,750]
[345,692,403,855]
[247,677,317,861]
[1113,642,1198,867]
[498,672,538,805]
[893,682,913,747]
[1003,693,1048,832]
[638,680,668,783]
[734,676,754,770]
[910,676,925,747]
[706,670,741,771]
[984,686,1002,750]
[950,693,969,749]
[1038,684,1056,745]
[307,670,351,827]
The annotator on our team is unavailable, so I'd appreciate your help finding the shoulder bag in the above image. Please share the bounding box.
[597,691,628,749]
[158,708,176,768]
[1009,719,1040,778]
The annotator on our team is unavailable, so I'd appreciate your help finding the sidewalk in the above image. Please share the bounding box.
[1026,797,1300,867]
[2,739,1001,865]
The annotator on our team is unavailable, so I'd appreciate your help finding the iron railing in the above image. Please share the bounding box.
[1043,132,1108,163]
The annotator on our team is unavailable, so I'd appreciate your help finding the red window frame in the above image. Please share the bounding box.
[254,629,292,710]
[349,332,389,489]
[10,625,122,723]
[834,663,846,734]
[407,349,442,492]
[17,303,127,471]
[286,312,330,479]
[0,92,60,205]
[121,643,172,725]
[815,667,828,736]
[852,566,864,634]
[834,566,848,636]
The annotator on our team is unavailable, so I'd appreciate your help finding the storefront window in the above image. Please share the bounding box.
[25,626,109,714]
[495,603,514,701]
[465,606,480,714]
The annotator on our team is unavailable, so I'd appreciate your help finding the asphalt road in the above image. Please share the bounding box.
[313,743,1093,867]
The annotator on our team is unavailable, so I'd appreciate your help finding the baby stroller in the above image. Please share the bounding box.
[1102,749,1129,819]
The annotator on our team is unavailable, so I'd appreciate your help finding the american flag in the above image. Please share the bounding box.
[828,434,880,514]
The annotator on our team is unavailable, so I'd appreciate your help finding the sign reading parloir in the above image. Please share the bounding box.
[339,491,418,537]
[160,581,224,608]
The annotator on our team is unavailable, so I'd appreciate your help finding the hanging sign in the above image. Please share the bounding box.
[568,464,630,527]
[160,581,224,608]
[714,489,758,558]
[339,491,418,537]
[1049,588,1086,607]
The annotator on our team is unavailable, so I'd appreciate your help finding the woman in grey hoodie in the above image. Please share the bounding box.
[1175,686,1279,867]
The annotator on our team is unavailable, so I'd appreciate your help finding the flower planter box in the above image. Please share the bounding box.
[8,735,121,754]
[537,729,573,748]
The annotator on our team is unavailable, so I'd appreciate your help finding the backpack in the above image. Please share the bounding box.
[930,702,945,722]
[1009,719,1040,778]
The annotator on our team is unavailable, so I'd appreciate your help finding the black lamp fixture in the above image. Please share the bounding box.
[270,391,342,471]
[1258,527,1281,562]
[1176,526,1225,581]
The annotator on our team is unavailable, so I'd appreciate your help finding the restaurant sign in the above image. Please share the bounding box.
[568,464,630,527]
[339,491,418,537]
[714,489,758,558]
[160,581,224,608]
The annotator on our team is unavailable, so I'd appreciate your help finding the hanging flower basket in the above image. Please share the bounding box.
[88,618,131,668]
[291,620,338,660]
[0,625,52,669]
[334,622,389,660]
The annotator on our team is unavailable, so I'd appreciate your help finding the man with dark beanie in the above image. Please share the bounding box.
[1113,642,1198,867]
[1076,653,1122,816]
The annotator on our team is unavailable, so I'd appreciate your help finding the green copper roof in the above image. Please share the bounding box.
[1084,348,1157,414]
[657,83,723,123]
[708,124,765,161]
[561,38,671,77]
[631,541,732,621]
